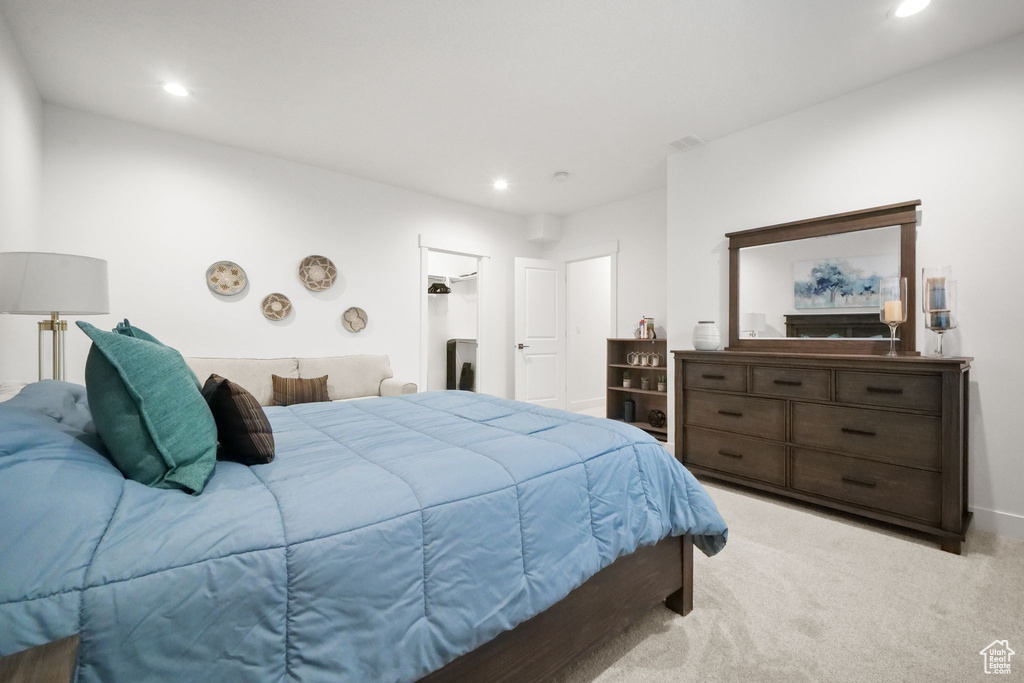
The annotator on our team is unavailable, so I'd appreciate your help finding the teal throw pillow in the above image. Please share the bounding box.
[112,319,201,389]
[77,321,217,494]
[113,318,164,345]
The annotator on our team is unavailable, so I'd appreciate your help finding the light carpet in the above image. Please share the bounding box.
[557,481,1024,682]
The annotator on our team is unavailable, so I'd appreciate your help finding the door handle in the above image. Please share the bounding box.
[517,343,531,350]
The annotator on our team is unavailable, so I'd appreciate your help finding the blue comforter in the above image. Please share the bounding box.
[0,381,726,681]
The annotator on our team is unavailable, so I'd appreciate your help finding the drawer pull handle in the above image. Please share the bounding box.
[841,476,877,488]
[866,386,904,395]
[773,379,803,386]
[718,410,744,418]
[718,450,743,459]
[841,427,876,437]
[702,374,726,380]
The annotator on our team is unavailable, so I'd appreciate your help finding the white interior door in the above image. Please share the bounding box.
[514,258,566,409]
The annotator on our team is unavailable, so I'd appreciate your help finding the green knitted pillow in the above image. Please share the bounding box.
[113,318,163,345]
[77,321,217,494]
[111,319,201,388]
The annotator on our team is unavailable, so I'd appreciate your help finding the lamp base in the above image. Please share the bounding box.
[38,313,67,381]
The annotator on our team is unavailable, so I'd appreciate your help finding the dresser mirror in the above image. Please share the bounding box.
[727,201,919,355]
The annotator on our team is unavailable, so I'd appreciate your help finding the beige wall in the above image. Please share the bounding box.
[0,13,43,377]
[547,188,666,338]
[13,105,540,397]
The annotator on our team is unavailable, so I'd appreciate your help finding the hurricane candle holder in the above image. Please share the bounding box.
[879,277,907,357]
[925,280,958,357]
[922,266,957,357]
[922,266,952,314]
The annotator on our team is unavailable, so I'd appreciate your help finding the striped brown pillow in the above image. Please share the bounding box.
[201,374,275,465]
[272,374,330,407]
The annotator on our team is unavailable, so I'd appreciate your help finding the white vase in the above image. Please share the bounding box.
[692,321,721,351]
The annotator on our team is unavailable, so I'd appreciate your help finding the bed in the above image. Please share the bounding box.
[0,382,727,682]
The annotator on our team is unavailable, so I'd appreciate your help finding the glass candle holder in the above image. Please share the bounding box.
[924,280,958,357]
[922,266,952,313]
[879,277,907,357]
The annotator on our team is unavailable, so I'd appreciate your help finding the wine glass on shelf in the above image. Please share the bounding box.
[925,280,958,357]
[879,277,907,357]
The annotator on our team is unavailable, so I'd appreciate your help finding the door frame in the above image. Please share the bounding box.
[419,234,489,394]
[557,241,618,411]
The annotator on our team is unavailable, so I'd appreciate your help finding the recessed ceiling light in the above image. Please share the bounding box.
[493,179,508,190]
[890,0,930,18]
[162,82,191,97]
[553,171,569,182]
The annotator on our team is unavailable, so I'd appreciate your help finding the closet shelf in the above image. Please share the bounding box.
[611,418,668,435]
[607,386,667,396]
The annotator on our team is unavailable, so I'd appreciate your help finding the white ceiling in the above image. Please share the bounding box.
[3,1,1024,216]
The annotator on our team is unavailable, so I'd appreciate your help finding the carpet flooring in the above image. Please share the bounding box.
[557,480,1024,682]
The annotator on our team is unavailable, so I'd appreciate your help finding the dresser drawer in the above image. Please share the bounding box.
[684,427,785,485]
[836,371,941,413]
[683,362,746,392]
[684,390,785,440]
[791,448,941,523]
[791,402,940,470]
[751,366,830,401]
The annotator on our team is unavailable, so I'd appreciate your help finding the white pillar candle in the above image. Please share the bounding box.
[884,300,903,323]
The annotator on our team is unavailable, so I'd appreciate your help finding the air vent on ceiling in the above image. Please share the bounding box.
[667,134,707,153]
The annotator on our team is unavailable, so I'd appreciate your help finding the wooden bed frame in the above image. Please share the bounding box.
[423,534,693,682]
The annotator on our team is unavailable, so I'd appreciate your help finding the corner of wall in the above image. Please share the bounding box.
[525,213,564,244]
[0,10,45,383]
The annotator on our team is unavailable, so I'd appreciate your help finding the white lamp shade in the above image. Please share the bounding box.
[0,252,109,315]
[742,312,766,332]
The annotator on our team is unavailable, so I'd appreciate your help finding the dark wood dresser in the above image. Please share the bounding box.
[674,350,972,553]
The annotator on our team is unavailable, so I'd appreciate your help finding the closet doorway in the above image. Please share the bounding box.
[566,255,613,414]
[419,238,486,394]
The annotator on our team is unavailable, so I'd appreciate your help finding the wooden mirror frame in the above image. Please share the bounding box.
[727,200,919,356]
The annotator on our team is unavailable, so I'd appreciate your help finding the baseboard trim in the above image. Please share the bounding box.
[970,506,1024,540]
[568,397,604,412]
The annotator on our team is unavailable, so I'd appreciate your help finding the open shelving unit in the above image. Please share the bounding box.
[606,337,668,442]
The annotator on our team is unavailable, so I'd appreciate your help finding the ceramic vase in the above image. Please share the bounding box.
[692,321,721,351]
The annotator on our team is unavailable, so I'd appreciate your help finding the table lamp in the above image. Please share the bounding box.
[0,252,109,380]
[742,312,766,338]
